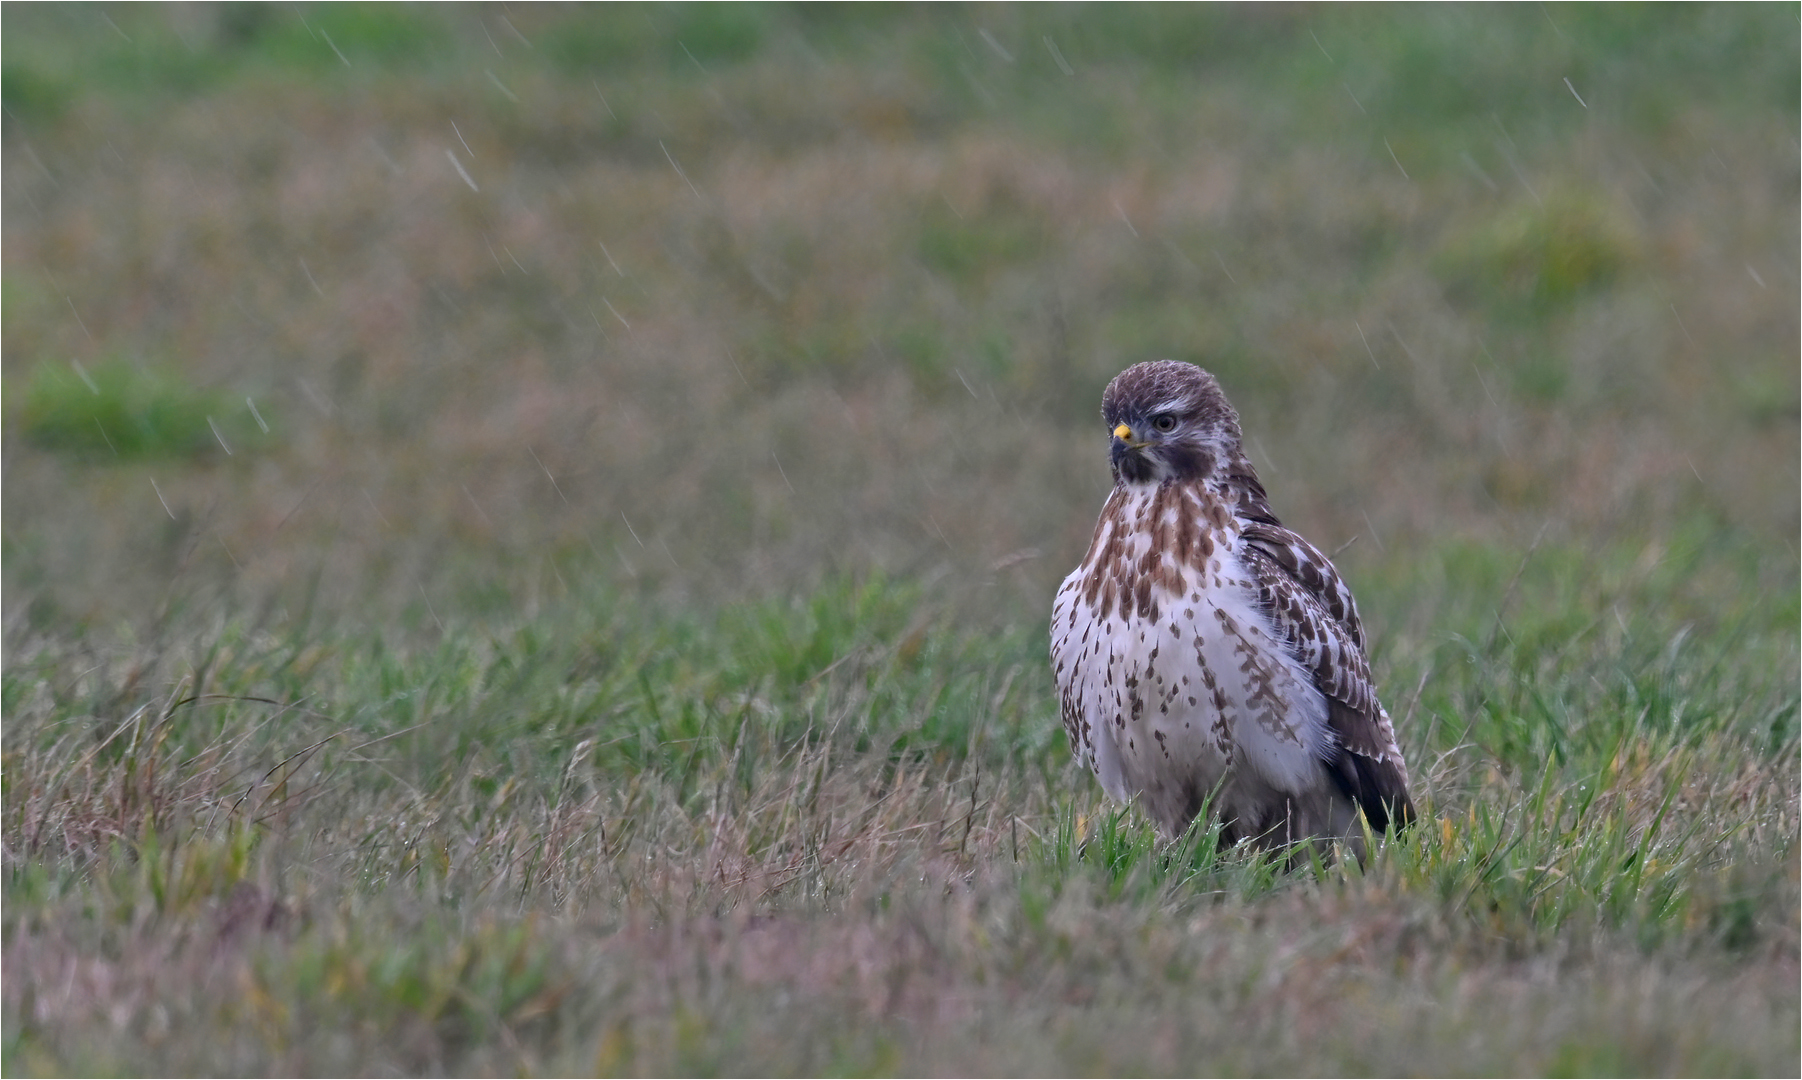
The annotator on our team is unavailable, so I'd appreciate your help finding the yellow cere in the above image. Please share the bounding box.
[1113,423,1133,441]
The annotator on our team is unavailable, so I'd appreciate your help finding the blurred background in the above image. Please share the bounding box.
[3,3,1796,639]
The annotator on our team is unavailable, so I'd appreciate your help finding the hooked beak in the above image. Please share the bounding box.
[1112,422,1152,449]
[1109,422,1158,482]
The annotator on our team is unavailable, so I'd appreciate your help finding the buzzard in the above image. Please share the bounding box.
[1051,360,1413,855]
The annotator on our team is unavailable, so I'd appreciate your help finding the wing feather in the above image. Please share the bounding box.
[1238,523,1415,832]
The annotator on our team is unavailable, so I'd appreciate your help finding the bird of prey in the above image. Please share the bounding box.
[1050,360,1413,855]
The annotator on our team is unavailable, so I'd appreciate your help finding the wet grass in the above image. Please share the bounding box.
[4,552,1796,1074]
[4,4,1798,1076]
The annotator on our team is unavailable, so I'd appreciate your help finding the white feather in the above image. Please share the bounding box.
[1051,486,1336,831]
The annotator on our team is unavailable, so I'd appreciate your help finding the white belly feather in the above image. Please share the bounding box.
[1051,489,1336,833]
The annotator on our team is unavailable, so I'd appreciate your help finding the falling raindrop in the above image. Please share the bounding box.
[150,478,175,519]
[321,28,350,66]
[485,70,520,102]
[446,150,479,192]
[659,141,701,199]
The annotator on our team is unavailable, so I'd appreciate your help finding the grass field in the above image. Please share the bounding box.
[3,4,1798,1075]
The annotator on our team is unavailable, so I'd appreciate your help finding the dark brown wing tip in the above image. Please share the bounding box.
[1330,751,1416,836]
[1369,773,1417,835]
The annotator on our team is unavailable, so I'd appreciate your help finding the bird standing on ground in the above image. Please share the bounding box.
[1050,360,1413,854]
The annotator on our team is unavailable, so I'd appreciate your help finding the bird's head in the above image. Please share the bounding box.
[1100,360,1243,486]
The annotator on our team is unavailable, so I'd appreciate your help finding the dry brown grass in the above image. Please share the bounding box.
[5,720,1795,1074]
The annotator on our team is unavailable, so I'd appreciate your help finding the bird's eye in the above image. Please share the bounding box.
[1151,414,1178,433]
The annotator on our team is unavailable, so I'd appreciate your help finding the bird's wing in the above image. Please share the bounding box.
[1239,522,1414,832]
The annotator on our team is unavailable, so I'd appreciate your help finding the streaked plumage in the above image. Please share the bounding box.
[1050,360,1413,854]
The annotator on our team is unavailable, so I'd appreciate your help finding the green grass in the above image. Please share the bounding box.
[14,357,270,461]
[5,552,1795,1074]
[4,3,1797,1076]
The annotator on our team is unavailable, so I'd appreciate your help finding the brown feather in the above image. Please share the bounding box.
[1053,359,1415,855]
